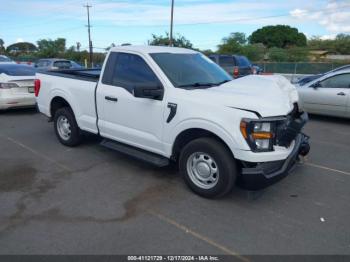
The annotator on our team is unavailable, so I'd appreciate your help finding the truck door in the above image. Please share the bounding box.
[300,73,350,117]
[96,52,166,155]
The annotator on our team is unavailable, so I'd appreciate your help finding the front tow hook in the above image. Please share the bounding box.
[299,134,310,157]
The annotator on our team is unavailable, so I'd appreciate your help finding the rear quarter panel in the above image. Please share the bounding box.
[36,73,98,133]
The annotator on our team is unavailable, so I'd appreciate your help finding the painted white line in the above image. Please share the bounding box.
[305,162,350,177]
[149,210,249,262]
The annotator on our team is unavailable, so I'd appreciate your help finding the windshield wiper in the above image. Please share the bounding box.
[216,79,231,85]
[178,82,218,88]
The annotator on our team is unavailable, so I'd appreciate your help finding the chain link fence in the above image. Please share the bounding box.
[254,62,350,75]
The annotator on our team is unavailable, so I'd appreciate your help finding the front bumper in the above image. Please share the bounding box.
[237,133,310,190]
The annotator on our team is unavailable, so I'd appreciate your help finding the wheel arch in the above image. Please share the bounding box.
[171,127,235,162]
[50,96,74,119]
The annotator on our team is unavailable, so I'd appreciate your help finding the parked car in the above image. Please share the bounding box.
[35,59,83,70]
[0,64,36,110]
[36,46,310,198]
[208,54,257,78]
[252,64,263,74]
[0,55,15,64]
[295,64,350,86]
[297,69,350,118]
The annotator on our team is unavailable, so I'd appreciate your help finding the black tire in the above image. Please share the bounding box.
[53,107,82,147]
[179,137,237,198]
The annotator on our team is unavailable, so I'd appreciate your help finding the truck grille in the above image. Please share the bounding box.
[274,104,308,148]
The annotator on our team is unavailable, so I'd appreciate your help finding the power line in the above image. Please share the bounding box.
[91,4,350,28]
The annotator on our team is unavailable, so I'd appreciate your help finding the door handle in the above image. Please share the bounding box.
[337,92,346,96]
[105,96,118,102]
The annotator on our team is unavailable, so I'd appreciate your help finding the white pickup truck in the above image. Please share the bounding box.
[36,46,310,198]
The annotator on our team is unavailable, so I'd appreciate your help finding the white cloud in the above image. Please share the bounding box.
[319,34,337,40]
[290,9,307,18]
[16,38,24,43]
[290,0,350,34]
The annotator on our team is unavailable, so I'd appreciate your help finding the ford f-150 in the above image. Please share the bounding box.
[36,46,310,198]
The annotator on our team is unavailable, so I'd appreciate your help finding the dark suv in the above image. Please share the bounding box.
[208,54,256,78]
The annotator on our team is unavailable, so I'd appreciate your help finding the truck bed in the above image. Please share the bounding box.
[38,69,101,82]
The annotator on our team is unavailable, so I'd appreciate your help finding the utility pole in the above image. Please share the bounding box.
[84,3,93,67]
[169,0,174,47]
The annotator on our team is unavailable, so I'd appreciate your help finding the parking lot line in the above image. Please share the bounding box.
[305,162,350,177]
[1,135,72,172]
[148,210,249,262]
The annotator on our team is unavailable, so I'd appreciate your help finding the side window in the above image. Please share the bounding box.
[219,56,235,67]
[320,74,350,89]
[37,61,45,67]
[53,61,71,69]
[102,52,160,92]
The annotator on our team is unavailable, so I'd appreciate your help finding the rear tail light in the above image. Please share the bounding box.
[233,66,239,78]
[34,79,41,97]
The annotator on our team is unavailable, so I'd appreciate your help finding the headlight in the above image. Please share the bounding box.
[240,119,276,152]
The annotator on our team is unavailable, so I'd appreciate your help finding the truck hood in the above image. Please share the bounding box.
[191,75,298,117]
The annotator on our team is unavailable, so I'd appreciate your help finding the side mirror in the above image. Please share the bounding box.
[311,81,321,89]
[134,83,164,100]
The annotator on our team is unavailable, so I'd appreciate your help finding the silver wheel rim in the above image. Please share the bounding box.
[186,152,219,189]
[57,115,71,141]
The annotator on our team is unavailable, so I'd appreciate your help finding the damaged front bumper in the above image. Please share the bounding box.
[238,133,310,190]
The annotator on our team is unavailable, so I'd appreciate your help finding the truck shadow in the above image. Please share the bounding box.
[0,108,38,116]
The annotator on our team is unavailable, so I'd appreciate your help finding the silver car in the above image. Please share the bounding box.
[297,69,350,118]
[35,59,83,71]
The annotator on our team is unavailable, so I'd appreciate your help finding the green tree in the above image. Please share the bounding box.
[268,47,289,62]
[334,34,350,54]
[6,42,37,54]
[217,32,247,54]
[287,47,309,62]
[149,33,193,49]
[308,34,350,55]
[240,43,266,61]
[37,38,66,57]
[200,49,215,56]
[250,25,307,48]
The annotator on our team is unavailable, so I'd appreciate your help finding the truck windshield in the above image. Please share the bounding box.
[150,53,232,88]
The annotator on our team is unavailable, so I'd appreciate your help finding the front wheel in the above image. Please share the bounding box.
[179,137,237,198]
[54,107,82,147]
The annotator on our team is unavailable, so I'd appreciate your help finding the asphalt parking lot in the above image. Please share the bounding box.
[0,109,350,257]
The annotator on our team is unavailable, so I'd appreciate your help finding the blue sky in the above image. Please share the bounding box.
[1,0,350,51]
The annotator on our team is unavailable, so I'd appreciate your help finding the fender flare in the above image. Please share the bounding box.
[167,118,249,157]
[49,89,78,120]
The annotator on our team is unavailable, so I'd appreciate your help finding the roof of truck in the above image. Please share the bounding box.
[110,45,198,54]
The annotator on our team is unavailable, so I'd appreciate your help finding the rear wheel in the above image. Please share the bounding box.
[54,107,82,146]
[179,137,237,198]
